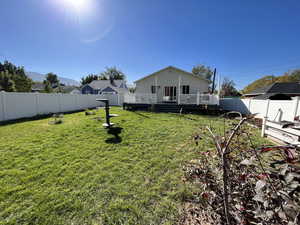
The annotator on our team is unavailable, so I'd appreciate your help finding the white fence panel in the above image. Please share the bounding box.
[0,92,124,122]
[220,98,250,114]
[37,93,60,114]
[220,98,300,122]
[4,93,37,121]
[60,94,78,112]
[267,100,295,121]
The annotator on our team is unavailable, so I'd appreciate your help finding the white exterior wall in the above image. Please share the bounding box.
[0,92,123,122]
[135,68,209,102]
[220,98,300,121]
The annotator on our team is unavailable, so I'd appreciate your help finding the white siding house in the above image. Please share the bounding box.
[128,66,218,105]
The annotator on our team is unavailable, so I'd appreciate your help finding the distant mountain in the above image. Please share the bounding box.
[26,71,80,86]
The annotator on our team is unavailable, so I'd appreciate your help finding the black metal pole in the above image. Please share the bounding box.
[105,101,110,126]
[211,68,217,94]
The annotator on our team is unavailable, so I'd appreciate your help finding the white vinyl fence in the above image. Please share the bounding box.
[220,98,300,122]
[0,92,123,122]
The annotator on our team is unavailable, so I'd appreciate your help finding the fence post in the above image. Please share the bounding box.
[197,92,200,105]
[248,98,252,114]
[0,91,6,121]
[293,96,299,120]
[261,99,270,137]
[58,93,62,112]
[35,93,39,115]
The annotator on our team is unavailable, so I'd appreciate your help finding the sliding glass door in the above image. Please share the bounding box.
[164,86,177,101]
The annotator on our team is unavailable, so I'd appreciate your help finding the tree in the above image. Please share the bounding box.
[220,78,240,97]
[283,69,300,82]
[43,80,53,93]
[46,73,59,87]
[242,75,276,94]
[0,71,16,92]
[100,67,126,81]
[81,74,98,86]
[192,64,214,82]
[98,74,108,80]
[242,69,300,94]
[0,61,32,92]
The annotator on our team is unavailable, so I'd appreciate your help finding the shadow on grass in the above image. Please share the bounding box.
[132,111,151,119]
[105,127,123,144]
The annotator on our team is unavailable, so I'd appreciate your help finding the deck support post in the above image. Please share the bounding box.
[197,91,200,105]
[261,99,270,137]
[293,96,299,121]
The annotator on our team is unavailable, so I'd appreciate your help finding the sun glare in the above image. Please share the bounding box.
[61,0,92,14]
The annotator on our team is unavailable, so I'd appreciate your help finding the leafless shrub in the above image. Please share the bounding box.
[182,112,300,225]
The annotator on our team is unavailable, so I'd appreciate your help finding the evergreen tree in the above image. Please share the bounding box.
[81,74,99,86]
[0,61,32,92]
[100,67,126,81]
[46,73,59,87]
[43,80,53,93]
[0,71,16,92]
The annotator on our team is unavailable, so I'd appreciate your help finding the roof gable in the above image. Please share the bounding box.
[101,86,117,93]
[134,66,210,83]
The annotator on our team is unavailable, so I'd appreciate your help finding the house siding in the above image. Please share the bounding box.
[135,68,209,102]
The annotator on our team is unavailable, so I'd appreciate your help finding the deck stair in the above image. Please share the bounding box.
[155,104,182,113]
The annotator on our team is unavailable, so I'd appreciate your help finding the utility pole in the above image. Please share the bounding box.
[211,68,217,94]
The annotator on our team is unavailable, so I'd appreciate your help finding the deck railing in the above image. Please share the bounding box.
[124,93,157,104]
[124,93,219,105]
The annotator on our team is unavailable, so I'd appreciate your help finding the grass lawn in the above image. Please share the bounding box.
[0,108,267,225]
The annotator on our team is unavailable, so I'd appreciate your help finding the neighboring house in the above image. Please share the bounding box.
[243,82,300,100]
[134,66,210,103]
[81,80,128,95]
[54,85,81,94]
[31,83,45,92]
[31,83,81,94]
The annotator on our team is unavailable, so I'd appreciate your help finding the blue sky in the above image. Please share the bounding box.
[1,0,300,89]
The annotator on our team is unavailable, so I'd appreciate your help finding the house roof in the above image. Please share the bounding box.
[87,80,126,90]
[134,66,210,83]
[32,83,45,91]
[83,79,128,93]
[244,82,300,96]
[57,86,80,93]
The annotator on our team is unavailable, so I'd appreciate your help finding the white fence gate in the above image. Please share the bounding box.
[0,92,124,122]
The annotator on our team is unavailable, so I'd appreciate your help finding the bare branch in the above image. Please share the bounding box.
[206,126,222,156]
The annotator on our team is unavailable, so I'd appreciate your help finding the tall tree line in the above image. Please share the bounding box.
[243,69,300,94]
[0,61,32,92]
[81,67,126,86]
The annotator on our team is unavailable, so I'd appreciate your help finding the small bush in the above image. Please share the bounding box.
[49,114,64,125]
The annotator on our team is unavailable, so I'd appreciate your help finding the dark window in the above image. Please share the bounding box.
[151,86,156,94]
[182,85,190,94]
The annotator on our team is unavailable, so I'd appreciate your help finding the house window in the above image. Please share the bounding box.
[151,86,156,94]
[182,85,190,94]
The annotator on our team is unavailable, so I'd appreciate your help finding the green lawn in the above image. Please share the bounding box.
[0,108,266,225]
